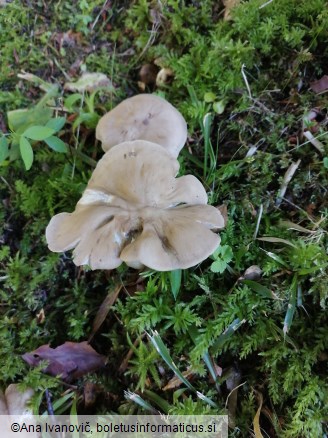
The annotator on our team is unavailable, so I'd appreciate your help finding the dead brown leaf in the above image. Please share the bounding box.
[306,203,316,216]
[310,75,328,93]
[225,366,242,429]
[217,204,228,226]
[163,367,195,391]
[64,72,112,92]
[36,308,45,324]
[208,361,223,385]
[253,391,264,438]
[88,285,122,341]
[22,341,107,381]
[52,30,82,51]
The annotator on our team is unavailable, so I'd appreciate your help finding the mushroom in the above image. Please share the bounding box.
[156,68,174,87]
[0,384,34,416]
[95,94,187,158]
[46,140,225,271]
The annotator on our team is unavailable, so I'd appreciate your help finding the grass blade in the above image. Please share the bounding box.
[143,390,170,413]
[196,391,218,408]
[242,279,278,299]
[257,236,297,248]
[202,352,220,386]
[201,112,216,180]
[261,249,290,268]
[148,330,218,407]
[211,319,246,355]
[124,391,158,414]
[283,275,298,335]
[188,325,221,386]
[147,330,194,391]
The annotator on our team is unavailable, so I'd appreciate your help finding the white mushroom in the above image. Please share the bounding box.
[96,94,187,158]
[46,140,225,271]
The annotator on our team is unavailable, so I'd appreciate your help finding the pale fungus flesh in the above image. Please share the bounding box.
[96,94,187,158]
[46,140,225,271]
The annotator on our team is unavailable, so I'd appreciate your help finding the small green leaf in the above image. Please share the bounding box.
[212,244,233,263]
[210,259,227,273]
[64,93,83,111]
[7,107,53,133]
[242,279,277,299]
[323,157,328,169]
[23,126,55,141]
[213,100,226,114]
[220,245,233,262]
[19,136,34,170]
[46,117,66,132]
[170,269,182,300]
[0,136,9,163]
[204,92,216,103]
[45,136,68,153]
[72,112,99,130]
[211,246,221,259]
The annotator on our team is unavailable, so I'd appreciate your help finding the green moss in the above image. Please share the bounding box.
[0,0,327,435]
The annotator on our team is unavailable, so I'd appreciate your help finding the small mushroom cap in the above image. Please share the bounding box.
[46,140,225,271]
[2,384,34,416]
[96,94,187,158]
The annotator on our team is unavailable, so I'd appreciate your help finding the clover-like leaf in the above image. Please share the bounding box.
[0,136,9,163]
[211,259,227,273]
[23,125,55,141]
[46,117,66,132]
[45,136,68,153]
[19,136,34,170]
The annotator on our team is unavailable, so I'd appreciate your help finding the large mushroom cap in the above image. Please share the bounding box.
[46,140,225,271]
[96,94,187,158]
[120,205,224,271]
